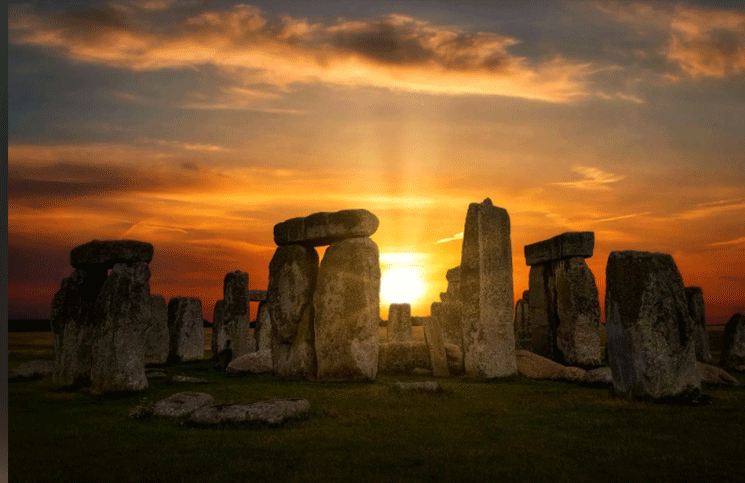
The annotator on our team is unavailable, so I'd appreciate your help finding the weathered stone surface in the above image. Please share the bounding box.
[553,257,602,366]
[267,245,318,379]
[9,360,54,381]
[432,301,462,347]
[315,237,380,381]
[51,267,108,387]
[584,366,613,386]
[146,371,168,379]
[153,392,214,418]
[443,343,464,375]
[720,313,745,372]
[90,262,150,393]
[223,271,252,359]
[515,350,586,381]
[274,209,379,247]
[145,294,169,365]
[211,300,227,357]
[446,266,460,284]
[378,341,431,374]
[424,316,449,377]
[190,399,310,426]
[227,350,273,374]
[387,303,413,343]
[524,232,594,266]
[70,239,153,269]
[172,375,209,384]
[248,290,267,301]
[514,298,531,351]
[460,198,516,378]
[698,362,740,386]
[685,287,712,364]
[528,264,552,359]
[393,381,442,392]
[606,251,700,399]
[168,297,205,362]
[254,301,272,352]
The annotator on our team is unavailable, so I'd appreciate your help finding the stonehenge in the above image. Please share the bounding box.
[525,232,602,367]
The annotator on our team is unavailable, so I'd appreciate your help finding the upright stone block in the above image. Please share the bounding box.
[387,303,413,343]
[424,316,449,377]
[528,264,552,358]
[168,297,205,362]
[514,297,531,351]
[145,294,169,365]
[274,209,379,247]
[606,251,700,399]
[720,313,745,372]
[685,287,712,364]
[524,232,594,266]
[459,198,516,378]
[255,300,272,352]
[314,237,380,381]
[223,270,252,359]
[267,245,318,379]
[50,267,108,387]
[211,300,227,358]
[90,263,150,392]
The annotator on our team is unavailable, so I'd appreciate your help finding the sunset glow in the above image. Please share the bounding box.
[7,1,745,325]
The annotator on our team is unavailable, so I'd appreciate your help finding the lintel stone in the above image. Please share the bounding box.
[524,232,594,266]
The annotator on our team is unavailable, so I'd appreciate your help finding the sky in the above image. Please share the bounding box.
[7,0,745,325]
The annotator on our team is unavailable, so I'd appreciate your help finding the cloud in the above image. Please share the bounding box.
[594,1,745,79]
[8,3,594,102]
[707,236,745,247]
[435,232,464,244]
[552,166,626,191]
[589,211,652,223]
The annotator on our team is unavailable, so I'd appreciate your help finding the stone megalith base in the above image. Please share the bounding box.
[606,251,700,399]
[314,237,380,381]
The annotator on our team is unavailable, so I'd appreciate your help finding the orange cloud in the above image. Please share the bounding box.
[9,3,593,102]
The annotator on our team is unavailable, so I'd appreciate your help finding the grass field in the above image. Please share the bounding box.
[8,328,745,483]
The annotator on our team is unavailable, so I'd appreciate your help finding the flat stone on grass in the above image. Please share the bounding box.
[392,381,442,392]
[153,392,214,418]
[189,399,311,426]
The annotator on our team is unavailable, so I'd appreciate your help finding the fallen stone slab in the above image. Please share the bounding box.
[153,392,214,418]
[171,375,209,384]
[584,367,613,386]
[274,209,379,247]
[524,232,594,266]
[190,399,310,426]
[699,362,740,386]
[392,381,442,392]
[70,239,154,269]
[227,350,272,374]
[9,360,54,381]
[515,350,586,381]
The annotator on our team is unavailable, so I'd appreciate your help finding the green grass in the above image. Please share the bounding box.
[8,330,745,483]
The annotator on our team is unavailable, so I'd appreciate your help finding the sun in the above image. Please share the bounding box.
[380,267,425,305]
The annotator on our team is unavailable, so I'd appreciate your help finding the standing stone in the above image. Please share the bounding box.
[168,297,205,362]
[50,267,108,387]
[211,300,227,358]
[514,296,531,351]
[315,237,380,381]
[144,294,169,365]
[223,271,252,359]
[685,287,712,364]
[424,316,449,377]
[720,313,745,372]
[255,301,272,352]
[387,303,413,343]
[267,245,318,379]
[274,209,379,247]
[606,251,700,399]
[90,263,150,392]
[553,257,602,366]
[459,198,516,378]
[528,264,552,358]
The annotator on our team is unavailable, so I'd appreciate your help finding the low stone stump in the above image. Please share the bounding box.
[153,392,214,418]
[189,399,310,426]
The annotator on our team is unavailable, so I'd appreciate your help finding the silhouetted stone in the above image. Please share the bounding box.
[515,350,586,381]
[524,232,594,266]
[227,350,272,374]
[606,251,700,399]
[153,392,214,418]
[424,316,449,377]
[378,341,431,374]
[168,297,205,362]
[274,209,379,247]
[514,297,531,351]
[223,271,252,359]
[720,313,745,372]
[685,287,712,363]
[387,303,413,343]
[145,294,169,365]
[70,239,153,269]
[254,301,272,352]
[267,245,318,379]
[51,267,108,387]
[528,264,552,359]
[90,262,150,393]
[460,198,516,378]
[248,290,267,301]
[315,237,380,381]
